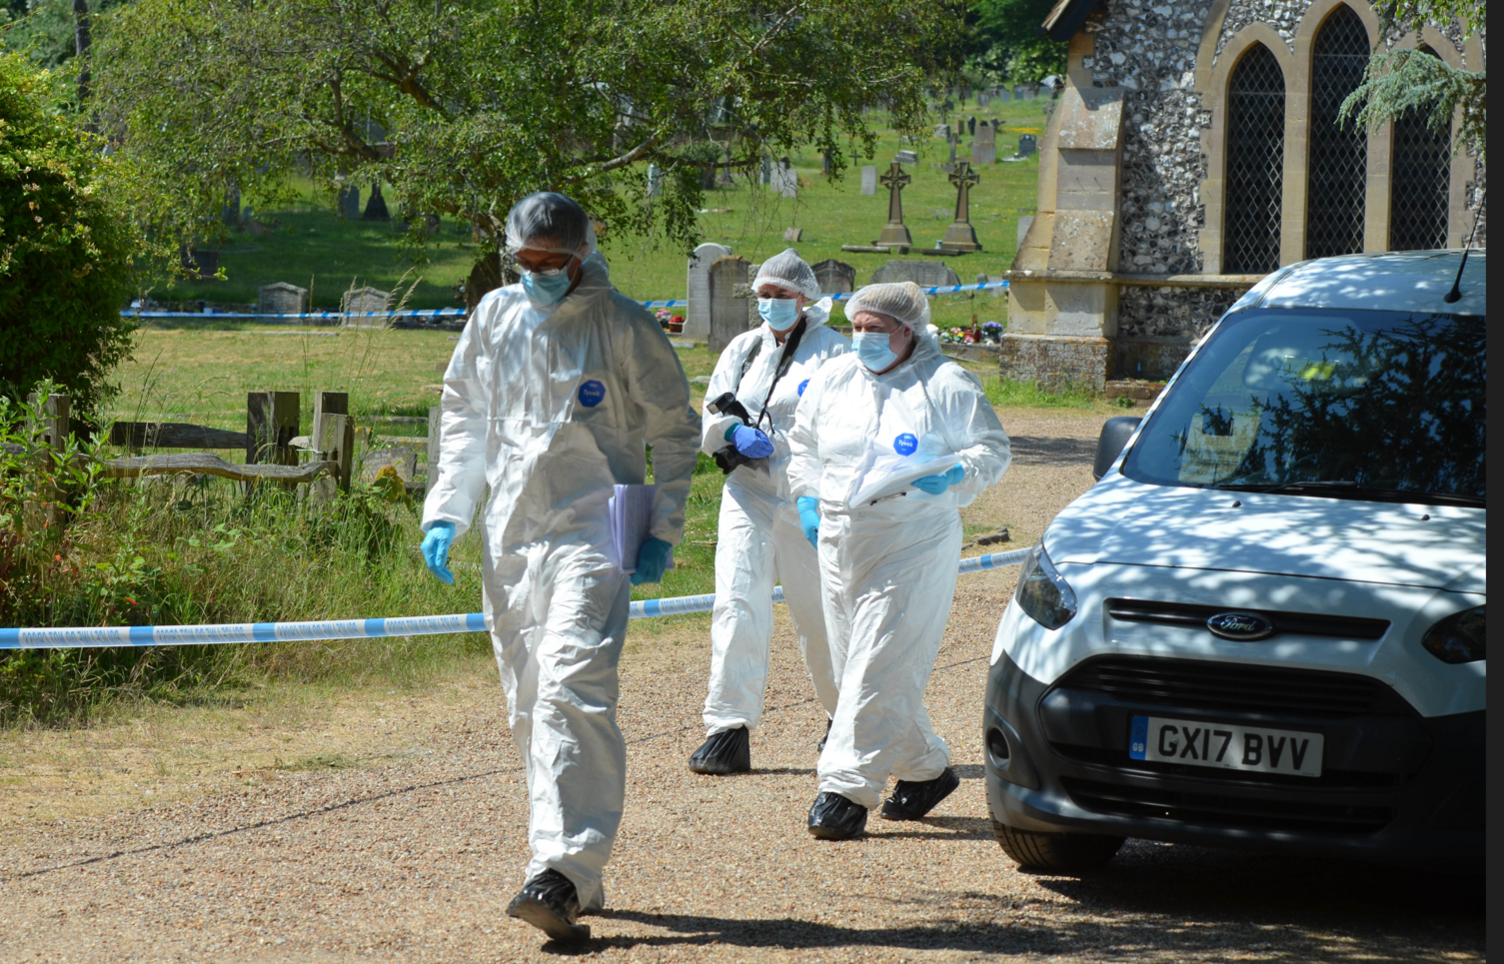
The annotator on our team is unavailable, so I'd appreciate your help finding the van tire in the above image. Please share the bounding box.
[992,821,1124,874]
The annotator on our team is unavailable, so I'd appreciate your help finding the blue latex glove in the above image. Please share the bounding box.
[632,537,674,585]
[797,496,821,548]
[421,521,456,584]
[911,463,966,495]
[725,423,775,459]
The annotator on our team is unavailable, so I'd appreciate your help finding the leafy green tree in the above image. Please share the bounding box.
[965,0,1066,86]
[1342,0,1486,163]
[91,0,964,256]
[0,50,141,416]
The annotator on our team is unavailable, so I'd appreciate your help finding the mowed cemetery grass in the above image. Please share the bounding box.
[162,99,1052,329]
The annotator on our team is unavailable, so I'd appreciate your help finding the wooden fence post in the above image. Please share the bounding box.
[318,413,354,492]
[246,391,299,466]
[426,405,441,497]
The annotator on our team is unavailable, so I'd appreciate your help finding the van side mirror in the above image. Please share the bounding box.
[1093,417,1141,481]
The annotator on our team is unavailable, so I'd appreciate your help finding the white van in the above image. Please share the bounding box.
[984,250,1485,873]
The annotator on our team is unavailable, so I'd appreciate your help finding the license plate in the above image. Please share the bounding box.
[1129,715,1324,777]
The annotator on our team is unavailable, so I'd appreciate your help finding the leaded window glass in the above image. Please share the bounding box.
[1390,48,1451,251]
[1306,5,1369,259]
[1224,44,1286,273]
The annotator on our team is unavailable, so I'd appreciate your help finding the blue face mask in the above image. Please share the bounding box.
[521,261,575,305]
[853,331,899,372]
[757,298,800,331]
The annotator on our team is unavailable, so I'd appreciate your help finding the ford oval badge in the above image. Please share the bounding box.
[1206,612,1276,641]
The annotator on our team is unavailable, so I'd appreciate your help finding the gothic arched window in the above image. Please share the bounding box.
[1224,44,1286,273]
[1389,46,1451,250]
[1305,5,1370,259]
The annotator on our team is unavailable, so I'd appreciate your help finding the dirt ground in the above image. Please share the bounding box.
[0,409,1484,963]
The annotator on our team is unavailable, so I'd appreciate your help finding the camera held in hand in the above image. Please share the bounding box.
[708,391,764,475]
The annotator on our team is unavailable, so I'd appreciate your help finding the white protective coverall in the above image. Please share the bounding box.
[700,299,850,735]
[787,317,1011,810]
[423,254,700,910]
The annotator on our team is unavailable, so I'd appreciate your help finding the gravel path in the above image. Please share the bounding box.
[0,409,1483,962]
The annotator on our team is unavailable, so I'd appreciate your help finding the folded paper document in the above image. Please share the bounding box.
[610,483,675,574]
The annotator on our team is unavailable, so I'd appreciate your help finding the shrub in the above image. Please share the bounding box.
[0,51,141,417]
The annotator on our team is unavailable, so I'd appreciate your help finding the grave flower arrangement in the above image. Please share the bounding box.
[940,327,968,344]
[655,308,674,330]
[668,314,685,333]
[981,321,1004,344]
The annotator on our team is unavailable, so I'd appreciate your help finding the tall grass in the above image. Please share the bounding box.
[0,393,486,725]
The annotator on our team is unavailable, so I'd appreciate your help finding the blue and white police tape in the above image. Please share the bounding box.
[123,282,1010,320]
[0,547,1029,650]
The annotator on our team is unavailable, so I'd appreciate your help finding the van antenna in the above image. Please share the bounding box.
[1443,189,1485,305]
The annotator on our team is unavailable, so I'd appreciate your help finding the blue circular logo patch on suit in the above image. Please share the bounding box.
[894,433,919,455]
[798,379,810,396]
[578,380,606,408]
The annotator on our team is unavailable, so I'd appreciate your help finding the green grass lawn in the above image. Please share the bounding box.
[163,101,1050,328]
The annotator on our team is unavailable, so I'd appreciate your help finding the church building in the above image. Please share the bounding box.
[1002,0,1485,388]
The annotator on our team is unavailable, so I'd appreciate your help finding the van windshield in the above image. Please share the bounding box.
[1120,309,1485,506]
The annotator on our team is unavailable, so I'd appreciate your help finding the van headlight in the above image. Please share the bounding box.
[1013,543,1078,630]
[1422,606,1485,664]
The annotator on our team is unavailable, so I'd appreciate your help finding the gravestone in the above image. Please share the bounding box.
[685,242,732,342]
[870,260,961,288]
[944,137,957,173]
[894,149,919,165]
[707,256,752,354]
[342,286,392,328]
[784,227,803,243]
[761,156,771,184]
[940,161,983,252]
[933,123,950,139]
[972,121,997,166]
[339,185,361,220]
[363,182,391,220]
[222,186,241,226]
[860,165,877,196]
[259,282,309,316]
[1018,133,1037,156]
[968,116,977,136]
[361,446,416,484]
[821,152,831,175]
[876,162,913,249]
[182,249,219,280]
[811,259,856,295]
[999,88,1011,102]
[771,158,798,198]
[977,92,991,107]
[647,164,662,197]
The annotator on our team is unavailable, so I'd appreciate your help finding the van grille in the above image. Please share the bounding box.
[1057,656,1413,717]
[1106,598,1389,640]
[1062,777,1396,835]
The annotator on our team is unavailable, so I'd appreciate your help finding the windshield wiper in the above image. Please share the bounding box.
[1214,481,1485,507]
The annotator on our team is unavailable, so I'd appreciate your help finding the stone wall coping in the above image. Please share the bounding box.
[1003,269,1265,288]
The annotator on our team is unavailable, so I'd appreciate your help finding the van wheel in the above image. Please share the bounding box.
[992,820,1124,874]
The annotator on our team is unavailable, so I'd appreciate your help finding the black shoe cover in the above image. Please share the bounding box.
[881,766,961,821]
[817,718,832,752]
[688,725,751,775]
[807,791,868,840]
[506,869,590,943]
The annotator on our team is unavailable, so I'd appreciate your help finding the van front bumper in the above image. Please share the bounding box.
[983,649,1484,872]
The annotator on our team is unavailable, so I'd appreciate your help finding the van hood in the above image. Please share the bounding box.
[1047,476,1487,594]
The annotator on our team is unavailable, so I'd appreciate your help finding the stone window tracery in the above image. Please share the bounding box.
[1223,43,1286,273]
[1305,5,1370,258]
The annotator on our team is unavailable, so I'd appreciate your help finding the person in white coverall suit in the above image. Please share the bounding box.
[419,192,700,942]
[687,249,850,776]
[787,281,1011,840]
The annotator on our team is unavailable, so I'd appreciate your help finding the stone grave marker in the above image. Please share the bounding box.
[771,158,798,198]
[940,161,983,252]
[339,185,361,220]
[1018,133,1037,156]
[360,446,416,484]
[978,92,991,107]
[933,123,950,139]
[895,149,919,165]
[364,182,391,220]
[876,162,913,249]
[972,121,997,166]
[784,227,803,243]
[708,256,753,354]
[968,116,977,136]
[811,259,856,295]
[761,156,771,184]
[647,164,662,197]
[342,286,392,328]
[685,242,732,341]
[870,260,961,288]
[259,282,309,316]
[860,165,877,196]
